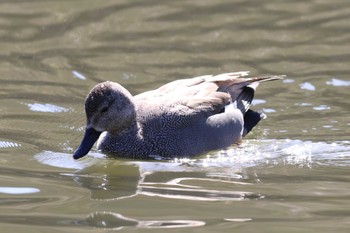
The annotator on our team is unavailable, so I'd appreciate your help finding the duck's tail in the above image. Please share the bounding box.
[238,75,285,136]
[234,74,285,114]
[245,75,286,90]
[242,109,266,136]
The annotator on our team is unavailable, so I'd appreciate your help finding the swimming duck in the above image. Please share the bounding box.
[73,71,283,159]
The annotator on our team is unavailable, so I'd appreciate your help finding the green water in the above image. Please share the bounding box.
[1,0,349,232]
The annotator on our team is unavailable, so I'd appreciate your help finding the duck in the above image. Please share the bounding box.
[73,71,284,160]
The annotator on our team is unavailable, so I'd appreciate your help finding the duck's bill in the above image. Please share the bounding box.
[73,127,101,159]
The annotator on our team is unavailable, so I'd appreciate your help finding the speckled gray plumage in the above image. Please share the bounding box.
[73,71,284,159]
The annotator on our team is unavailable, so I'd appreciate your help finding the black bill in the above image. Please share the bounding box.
[73,127,102,159]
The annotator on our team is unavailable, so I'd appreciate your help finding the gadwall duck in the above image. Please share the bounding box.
[73,71,284,159]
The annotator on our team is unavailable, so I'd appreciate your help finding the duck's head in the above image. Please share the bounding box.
[73,81,136,159]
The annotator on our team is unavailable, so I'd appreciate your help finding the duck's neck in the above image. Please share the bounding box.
[108,116,141,137]
[125,121,143,140]
[104,126,151,158]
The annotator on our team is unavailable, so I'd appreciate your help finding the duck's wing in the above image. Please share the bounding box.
[134,71,249,101]
[134,76,208,101]
[135,71,284,115]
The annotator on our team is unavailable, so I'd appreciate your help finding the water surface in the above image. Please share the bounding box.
[1,0,350,232]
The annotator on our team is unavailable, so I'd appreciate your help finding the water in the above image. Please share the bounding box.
[1,0,350,232]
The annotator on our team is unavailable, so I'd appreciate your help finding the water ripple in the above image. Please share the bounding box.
[0,187,40,194]
[0,140,21,149]
[24,103,70,113]
[81,211,205,229]
[326,78,350,87]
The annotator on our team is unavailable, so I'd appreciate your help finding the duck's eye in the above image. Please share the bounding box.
[100,106,109,113]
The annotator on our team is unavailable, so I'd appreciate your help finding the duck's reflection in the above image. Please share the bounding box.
[71,158,260,201]
[138,176,262,201]
[73,162,140,200]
